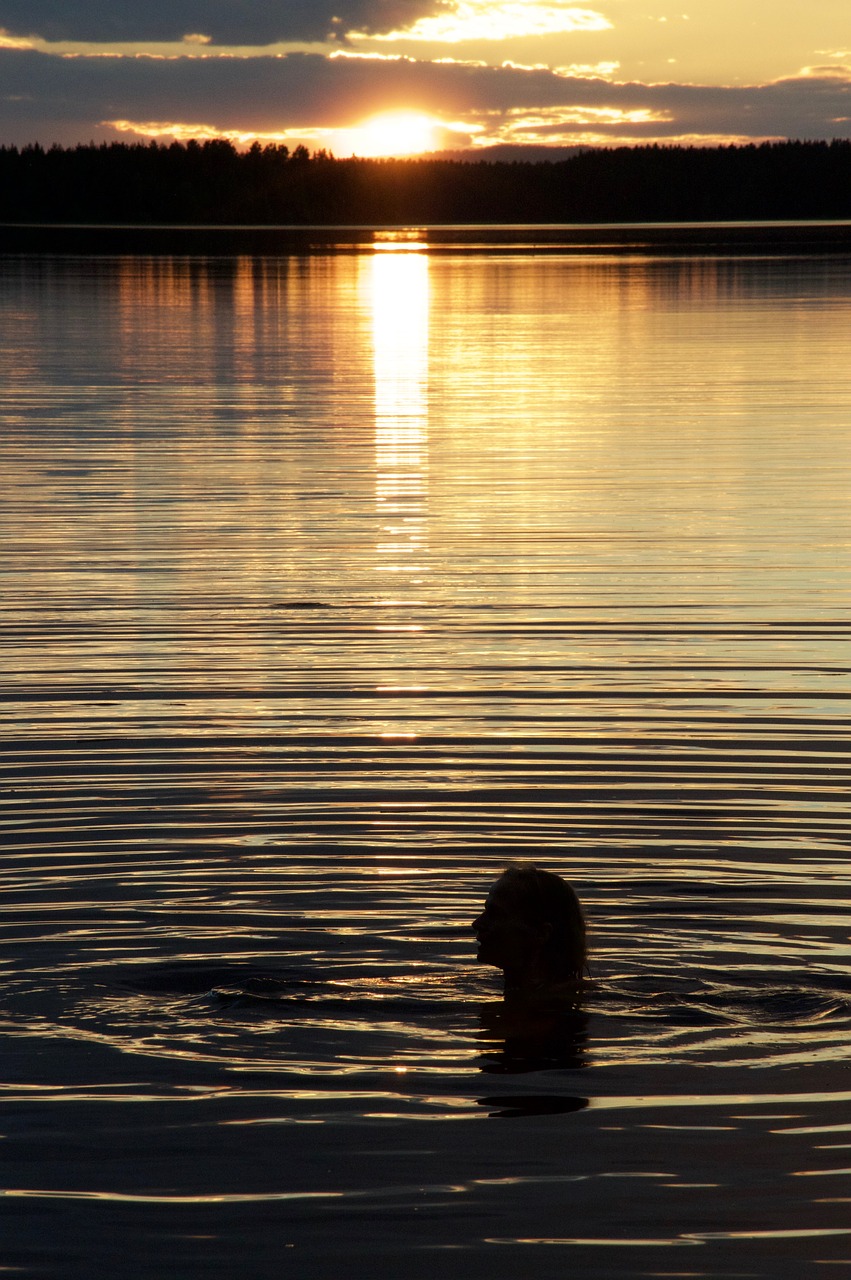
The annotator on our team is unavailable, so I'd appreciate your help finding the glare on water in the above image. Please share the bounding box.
[1,241,851,1278]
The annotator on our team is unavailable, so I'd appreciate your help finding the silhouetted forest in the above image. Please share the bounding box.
[1,138,849,224]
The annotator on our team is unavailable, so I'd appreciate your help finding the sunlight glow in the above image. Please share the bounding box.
[344,111,441,157]
[510,105,672,127]
[374,229,429,251]
[0,28,35,48]
[95,109,780,162]
[553,61,621,78]
[106,111,460,155]
[358,1,611,44]
[106,118,294,146]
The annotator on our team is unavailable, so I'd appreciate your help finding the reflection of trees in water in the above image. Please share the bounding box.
[477,1000,589,1075]
[477,1093,588,1119]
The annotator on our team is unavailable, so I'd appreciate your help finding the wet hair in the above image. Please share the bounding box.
[499,862,587,981]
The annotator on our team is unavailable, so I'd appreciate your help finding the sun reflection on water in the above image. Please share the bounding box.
[369,250,430,581]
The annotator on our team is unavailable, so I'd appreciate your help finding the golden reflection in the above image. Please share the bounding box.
[370,250,430,581]
[373,229,430,251]
[3,1188,344,1204]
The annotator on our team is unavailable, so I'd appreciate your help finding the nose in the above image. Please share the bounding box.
[472,912,484,935]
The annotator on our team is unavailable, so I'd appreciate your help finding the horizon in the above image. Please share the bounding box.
[4,137,849,162]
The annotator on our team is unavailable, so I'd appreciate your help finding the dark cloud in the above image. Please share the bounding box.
[0,0,438,45]
[0,48,848,147]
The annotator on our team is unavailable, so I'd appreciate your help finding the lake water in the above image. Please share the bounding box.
[2,238,851,1278]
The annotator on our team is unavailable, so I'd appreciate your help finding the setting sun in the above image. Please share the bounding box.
[345,111,441,158]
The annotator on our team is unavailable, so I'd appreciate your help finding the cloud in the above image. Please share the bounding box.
[0,0,440,46]
[357,2,611,43]
[0,47,849,149]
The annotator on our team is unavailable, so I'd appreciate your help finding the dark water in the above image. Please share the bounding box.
[2,244,851,1278]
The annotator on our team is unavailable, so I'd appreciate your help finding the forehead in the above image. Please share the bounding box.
[485,875,518,908]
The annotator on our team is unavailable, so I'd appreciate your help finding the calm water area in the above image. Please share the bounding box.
[2,232,851,1278]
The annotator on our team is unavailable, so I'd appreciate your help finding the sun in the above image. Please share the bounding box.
[345,111,441,158]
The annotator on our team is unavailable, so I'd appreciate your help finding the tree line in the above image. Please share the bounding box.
[0,138,849,224]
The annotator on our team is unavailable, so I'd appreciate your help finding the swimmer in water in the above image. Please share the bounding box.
[473,863,587,996]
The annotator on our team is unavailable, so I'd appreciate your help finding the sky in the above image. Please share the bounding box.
[1,0,849,153]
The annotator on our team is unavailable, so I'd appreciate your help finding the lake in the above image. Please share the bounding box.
[1,234,851,1278]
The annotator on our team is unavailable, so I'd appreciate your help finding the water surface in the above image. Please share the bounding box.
[2,245,851,1278]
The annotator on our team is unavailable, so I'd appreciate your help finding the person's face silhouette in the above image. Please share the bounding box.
[472,875,551,979]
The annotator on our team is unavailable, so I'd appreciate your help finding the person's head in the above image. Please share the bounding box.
[472,863,586,989]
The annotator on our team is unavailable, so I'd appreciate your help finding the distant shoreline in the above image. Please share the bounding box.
[4,141,849,234]
[3,221,851,256]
